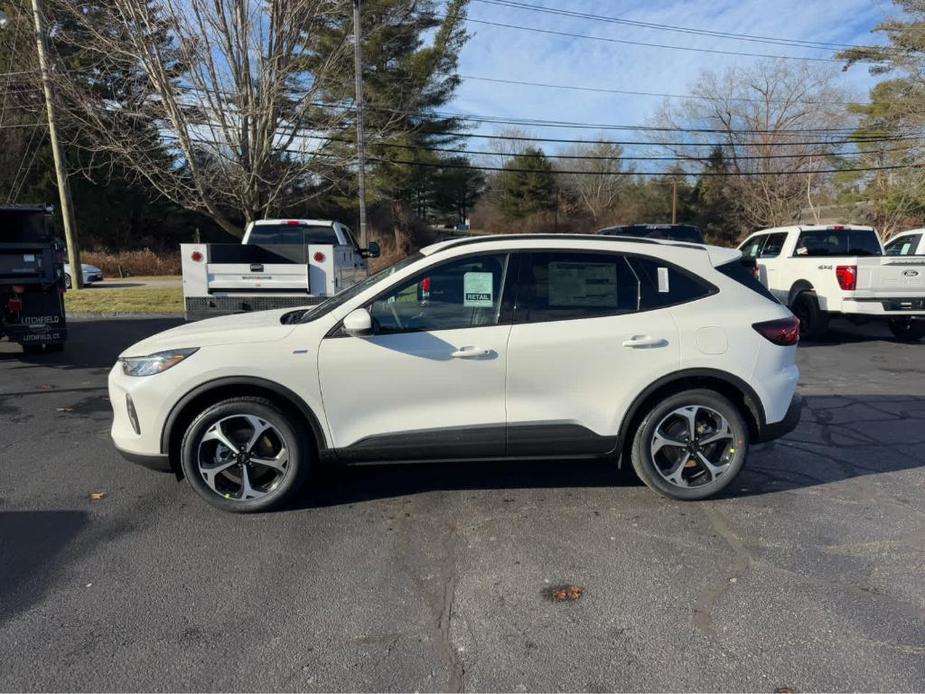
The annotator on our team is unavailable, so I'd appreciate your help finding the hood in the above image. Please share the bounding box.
[120,308,298,356]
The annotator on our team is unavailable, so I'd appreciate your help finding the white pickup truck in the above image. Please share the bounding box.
[884,229,925,257]
[738,224,925,341]
[181,219,379,321]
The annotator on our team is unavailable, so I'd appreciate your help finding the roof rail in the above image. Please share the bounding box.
[426,233,707,254]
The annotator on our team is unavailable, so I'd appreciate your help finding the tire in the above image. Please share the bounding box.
[630,389,749,501]
[64,273,72,289]
[791,291,829,340]
[888,317,925,342]
[180,396,311,513]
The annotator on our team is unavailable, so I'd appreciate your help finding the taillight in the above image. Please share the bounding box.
[191,250,204,262]
[835,265,857,291]
[287,220,301,226]
[753,317,800,346]
[751,265,760,280]
[313,251,326,263]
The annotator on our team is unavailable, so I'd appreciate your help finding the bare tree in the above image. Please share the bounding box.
[51,0,357,236]
[652,60,855,230]
[558,140,631,224]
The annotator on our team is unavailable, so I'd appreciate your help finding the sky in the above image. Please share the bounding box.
[448,0,899,157]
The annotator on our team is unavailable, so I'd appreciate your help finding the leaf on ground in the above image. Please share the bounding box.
[89,492,107,501]
[56,407,73,412]
[544,584,585,602]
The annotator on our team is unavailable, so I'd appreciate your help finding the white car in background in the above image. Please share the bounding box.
[63,262,103,288]
[885,229,925,257]
[108,234,802,512]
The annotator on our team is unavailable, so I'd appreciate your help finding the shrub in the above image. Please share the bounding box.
[82,249,181,276]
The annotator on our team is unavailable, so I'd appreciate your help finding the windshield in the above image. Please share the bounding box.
[794,229,882,257]
[248,224,339,245]
[298,252,424,323]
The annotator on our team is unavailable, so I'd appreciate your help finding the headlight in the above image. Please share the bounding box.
[121,348,198,377]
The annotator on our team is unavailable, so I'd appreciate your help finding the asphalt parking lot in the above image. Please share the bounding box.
[1,317,924,692]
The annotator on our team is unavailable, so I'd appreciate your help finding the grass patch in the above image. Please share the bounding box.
[65,286,184,314]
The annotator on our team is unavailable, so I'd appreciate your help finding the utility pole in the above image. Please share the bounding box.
[671,180,678,225]
[352,0,368,249]
[30,0,81,288]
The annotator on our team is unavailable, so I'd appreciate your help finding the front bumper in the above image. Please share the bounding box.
[755,392,802,443]
[114,445,172,472]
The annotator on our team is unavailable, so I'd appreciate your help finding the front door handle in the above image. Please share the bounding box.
[451,346,491,359]
[622,335,668,349]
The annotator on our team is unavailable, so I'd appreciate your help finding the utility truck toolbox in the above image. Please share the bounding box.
[181,219,379,321]
[0,205,67,353]
[739,224,925,341]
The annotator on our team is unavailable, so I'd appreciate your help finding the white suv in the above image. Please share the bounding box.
[109,235,802,511]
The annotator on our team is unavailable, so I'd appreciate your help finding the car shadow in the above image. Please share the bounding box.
[289,393,925,509]
[0,318,183,370]
[797,319,917,347]
[0,510,90,622]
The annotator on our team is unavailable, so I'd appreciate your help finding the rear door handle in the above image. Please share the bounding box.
[622,335,668,349]
[451,346,491,359]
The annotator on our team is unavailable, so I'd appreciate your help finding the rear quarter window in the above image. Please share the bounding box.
[629,257,715,309]
[716,260,778,303]
[885,234,922,256]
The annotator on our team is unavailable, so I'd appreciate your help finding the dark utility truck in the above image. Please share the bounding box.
[0,205,67,353]
[597,224,705,244]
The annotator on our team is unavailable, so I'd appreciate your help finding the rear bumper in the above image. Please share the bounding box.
[839,297,925,316]
[755,392,802,443]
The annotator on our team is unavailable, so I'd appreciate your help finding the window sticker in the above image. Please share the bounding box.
[548,262,617,307]
[657,267,670,293]
[463,271,494,307]
[23,254,35,262]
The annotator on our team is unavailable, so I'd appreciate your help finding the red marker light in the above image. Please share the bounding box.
[191,251,204,262]
[836,265,858,291]
[831,225,846,231]
[287,220,301,226]
[313,251,326,263]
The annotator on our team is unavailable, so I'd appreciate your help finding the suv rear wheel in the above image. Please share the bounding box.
[180,396,310,512]
[630,389,749,500]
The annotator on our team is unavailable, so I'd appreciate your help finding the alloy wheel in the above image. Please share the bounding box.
[649,405,737,489]
[196,414,290,501]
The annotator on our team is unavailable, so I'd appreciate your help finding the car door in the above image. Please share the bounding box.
[318,252,514,461]
[504,251,683,457]
[757,232,788,300]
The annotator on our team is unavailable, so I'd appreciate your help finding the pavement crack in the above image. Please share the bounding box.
[692,505,752,638]
[437,521,464,693]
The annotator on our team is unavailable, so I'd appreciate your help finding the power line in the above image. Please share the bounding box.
[471,0,883,53]
[365,155,921,177]
[459,74,872,107]
[451,15,846,63]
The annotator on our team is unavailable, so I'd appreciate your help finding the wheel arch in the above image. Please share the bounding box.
[616,369,765,467]
[160,376,327,477]
[788,280,815,306]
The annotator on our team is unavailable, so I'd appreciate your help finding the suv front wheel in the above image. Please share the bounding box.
[180,397,310,512]
[630,389,749,500]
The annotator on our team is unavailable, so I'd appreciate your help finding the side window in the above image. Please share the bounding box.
[514,252,640,323]
[369,254,509,333]
[885,234,921,256]
[629,257,714,309]
[760,233,787,258]
[739,235,767,258]
[341,226,360,250]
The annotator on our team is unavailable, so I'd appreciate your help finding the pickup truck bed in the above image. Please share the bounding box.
[181,219,372,321]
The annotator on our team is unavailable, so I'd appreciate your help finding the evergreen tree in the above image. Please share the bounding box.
[495,148,557,220]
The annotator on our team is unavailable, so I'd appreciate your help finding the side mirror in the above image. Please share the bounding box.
[343,307,373,337]
[363,241,380,259]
